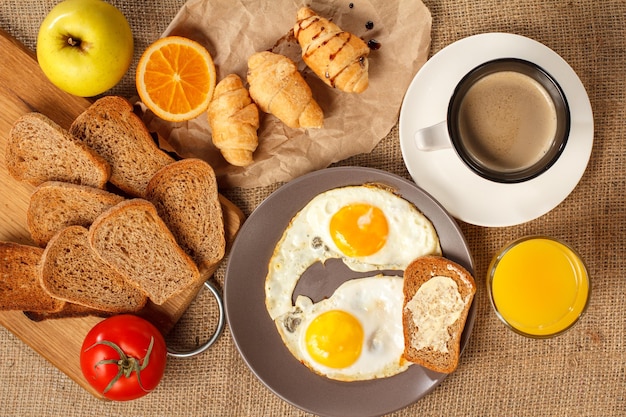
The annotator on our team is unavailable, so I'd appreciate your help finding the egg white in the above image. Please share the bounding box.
[265,185,441,320]
[275,275,411,381]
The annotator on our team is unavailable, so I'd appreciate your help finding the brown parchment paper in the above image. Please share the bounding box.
[138,0,431,188]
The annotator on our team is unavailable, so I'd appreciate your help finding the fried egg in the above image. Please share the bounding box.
[266,185,441,320]
[275,275,410,381]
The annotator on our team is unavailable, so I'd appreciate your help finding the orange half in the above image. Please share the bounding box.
[136,36,216,122]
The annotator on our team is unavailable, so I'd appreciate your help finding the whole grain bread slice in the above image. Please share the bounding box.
[146,158,225,277]
[40,226,147,313]
[5,112,110,188]
[69,96,174,197]
[402,256,476,373]
[24,302,112,322]
[88,199,201,305]
[27,181,125,247]
[0,242,64,312]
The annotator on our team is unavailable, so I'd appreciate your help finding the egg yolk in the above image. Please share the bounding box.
[329,203,389,257]
[305,310,363,369]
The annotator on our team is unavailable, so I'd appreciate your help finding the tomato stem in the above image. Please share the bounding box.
[84,336,155,394]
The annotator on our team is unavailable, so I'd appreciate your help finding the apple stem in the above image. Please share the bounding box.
[66,37,80,47]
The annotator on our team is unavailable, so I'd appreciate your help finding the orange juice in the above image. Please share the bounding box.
[487,237,589,337]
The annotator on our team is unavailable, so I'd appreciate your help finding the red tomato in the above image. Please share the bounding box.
[80,314,167,401]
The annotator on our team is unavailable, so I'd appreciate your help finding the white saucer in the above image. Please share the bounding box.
[399,33,593,227]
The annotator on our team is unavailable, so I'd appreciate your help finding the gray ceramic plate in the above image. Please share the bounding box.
[224,167,476,417]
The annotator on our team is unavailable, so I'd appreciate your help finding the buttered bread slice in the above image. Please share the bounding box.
[402,256,476,373]
[88,199,201,305]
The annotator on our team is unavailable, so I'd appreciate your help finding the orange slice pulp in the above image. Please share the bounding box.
[136,36,216,122]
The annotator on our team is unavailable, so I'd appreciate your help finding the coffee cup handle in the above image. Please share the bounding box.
[414,121,452,151]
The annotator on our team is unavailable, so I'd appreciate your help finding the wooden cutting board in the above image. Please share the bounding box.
[0,28,244,398]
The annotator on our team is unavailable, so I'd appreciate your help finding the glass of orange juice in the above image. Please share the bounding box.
[487,236,590,338]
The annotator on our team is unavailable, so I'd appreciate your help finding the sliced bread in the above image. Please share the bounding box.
[24,302,112,322]
[146,158,225,276]
[5,112,110,188]
[88,199,201,305]
[69,96,174,197]
[27,181,125,247]
[40,226,147,313]
[402,255,476,373]
[0,242,64,312]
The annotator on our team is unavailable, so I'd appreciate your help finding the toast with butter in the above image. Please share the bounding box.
[402,256,476,373]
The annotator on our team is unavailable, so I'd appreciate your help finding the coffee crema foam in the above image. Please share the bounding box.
[457,71,557,172]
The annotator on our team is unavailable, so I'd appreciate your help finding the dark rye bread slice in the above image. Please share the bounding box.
[0,242,64,312]
[146,158,225,276]
[27,181,125,247]
[40,226,147,313]
[5,112,110,188]
[88,199,201,305]
[402,256,476,373]
[69,96,174,198]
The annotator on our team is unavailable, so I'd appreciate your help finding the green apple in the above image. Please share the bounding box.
[36,0,134,97]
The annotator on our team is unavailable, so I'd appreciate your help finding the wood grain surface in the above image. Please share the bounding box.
[0,28,244,399]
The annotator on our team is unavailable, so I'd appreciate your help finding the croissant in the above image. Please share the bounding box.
[294,7,370,94]
[207,74,259,166]
[247,51,323,129]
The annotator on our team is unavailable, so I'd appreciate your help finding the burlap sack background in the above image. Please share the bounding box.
[0,1,624,416]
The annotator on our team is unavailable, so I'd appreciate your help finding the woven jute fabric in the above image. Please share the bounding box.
[1,0,624,416]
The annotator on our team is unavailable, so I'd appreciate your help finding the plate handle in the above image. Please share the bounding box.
[166,280,225,358]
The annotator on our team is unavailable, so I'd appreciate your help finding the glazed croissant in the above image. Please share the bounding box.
[247,51,323,129]
[294,7,370,94]
[207,74,259,166]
